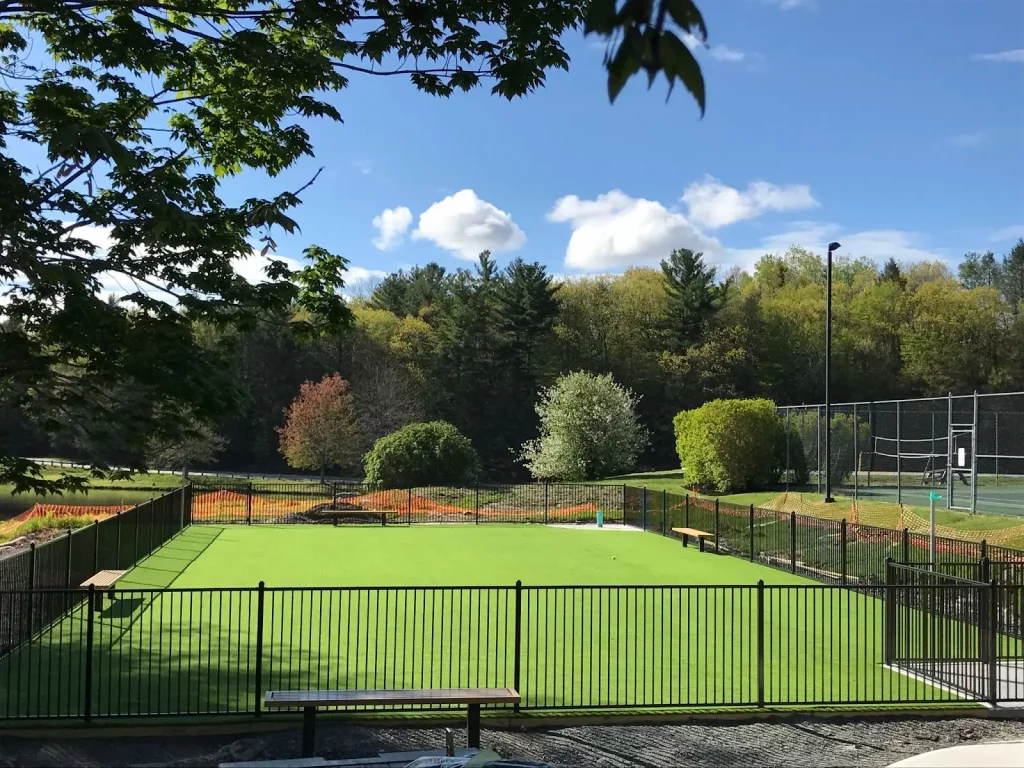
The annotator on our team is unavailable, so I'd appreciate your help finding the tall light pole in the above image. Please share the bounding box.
[824,241,841,503]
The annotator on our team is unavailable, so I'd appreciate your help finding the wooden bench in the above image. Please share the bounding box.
[80,569,126,612]
[671,527,714,552]
[264,687,520,758]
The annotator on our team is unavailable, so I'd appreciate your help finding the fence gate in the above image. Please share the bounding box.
[885,561,1024,703]
[947,393,977,512]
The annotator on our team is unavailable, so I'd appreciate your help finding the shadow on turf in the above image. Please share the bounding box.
[99,596,145,619]
[121,527,223,589]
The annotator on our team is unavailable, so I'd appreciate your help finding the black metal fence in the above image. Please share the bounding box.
[778,391,1024,515]
[618,488,1024,586]
[0,488,189,659]
[884,561,1022,701]
[2,482,1024,720]
[189,482,625,526]
[5,579,1018,721]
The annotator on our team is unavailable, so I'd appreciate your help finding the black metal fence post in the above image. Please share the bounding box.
[756,580,765,707]
[26,543,36,633]
[133,505,140,564]
[246,483,253,526]
[407,488,413,522]
[987,579,998,706]
[714,499,720,553]
[84,585,95,723]
[981,555,991,584]
[662,490,667,535]
[884,558,895,665]
[642,488,647,531]
[475,484,480,525]
[65,530,73,587]
[181,483,191,529]
[840,518,847,584]
[513,580,522,712]
[254,581,265,717]
[902,528,909,562]
[544,482,549,524]
[980,539,988,561]
[749,504,755,561]
[790,512,797,573]
[621,484,626,523]
[115,511,122,570]
[92,520,99,574]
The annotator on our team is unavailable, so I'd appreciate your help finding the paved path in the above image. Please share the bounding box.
[4,716,1024,767]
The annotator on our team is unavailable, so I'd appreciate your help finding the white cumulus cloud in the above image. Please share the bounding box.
[971,50,1024,64]
[990,225,1024,243]
[413,189,525,259]
[945,131,988,147]
[681,33,751,64]
[709,45,746,63]
[547,190,723,272]
[371,206,413,250]
[728,222,947,271]
[682,176,819,229]
[763,0,814,9]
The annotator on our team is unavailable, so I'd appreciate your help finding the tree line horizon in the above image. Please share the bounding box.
[5,240,1023,482]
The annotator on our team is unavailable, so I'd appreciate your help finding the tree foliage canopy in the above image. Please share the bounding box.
[521,370,647,481]
[278,373,361,479]
[0,0,710,493]
[363,421,479,489]
[147,416,227,479]
[674,398,783,493]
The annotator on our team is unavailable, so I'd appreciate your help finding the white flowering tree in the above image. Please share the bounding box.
[521,371,648,481]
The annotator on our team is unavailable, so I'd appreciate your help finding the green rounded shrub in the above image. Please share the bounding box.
[363,421,480,489]
[674,398,785,493]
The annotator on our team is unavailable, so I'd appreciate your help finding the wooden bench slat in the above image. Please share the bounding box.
[264,687,519,707]
[80,569,127,588]
[671,527,713,537]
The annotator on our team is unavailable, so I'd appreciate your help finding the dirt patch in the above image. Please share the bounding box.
[0,527,73,559]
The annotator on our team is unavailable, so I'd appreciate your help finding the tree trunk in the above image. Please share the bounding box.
[320,463,325,483]
[181,464,188,481]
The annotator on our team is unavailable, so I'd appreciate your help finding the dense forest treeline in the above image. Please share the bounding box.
[6,241,1024,479]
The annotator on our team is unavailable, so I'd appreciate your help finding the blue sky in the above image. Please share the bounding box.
[16,0,1023,294]
[230,0,1021,291]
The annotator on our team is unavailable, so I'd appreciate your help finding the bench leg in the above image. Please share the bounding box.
[699,537,705,553]
[682,534,689,549]
[301,706,316,757]
[467,703,480,749]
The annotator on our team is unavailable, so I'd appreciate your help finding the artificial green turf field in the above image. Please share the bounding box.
[133,524,826,588]
[1,524,963,719]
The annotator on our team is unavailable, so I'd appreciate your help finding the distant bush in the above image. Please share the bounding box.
[363,421,479,489]
[674,398,784,493]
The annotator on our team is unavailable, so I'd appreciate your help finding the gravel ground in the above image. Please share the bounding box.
[3,716,1024,767]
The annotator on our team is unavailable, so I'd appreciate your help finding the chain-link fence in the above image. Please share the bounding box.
[779,392,1024,516]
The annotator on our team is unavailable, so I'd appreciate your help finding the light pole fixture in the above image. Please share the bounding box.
[824,241,841,503]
